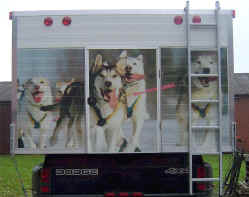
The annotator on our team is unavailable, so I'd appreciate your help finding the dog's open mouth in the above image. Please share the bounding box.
[32,91,44,103]
[125,73,144,83]
[198,77,217,87]
[100,88,117,102]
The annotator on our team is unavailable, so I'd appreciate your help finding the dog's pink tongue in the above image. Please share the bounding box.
[33,93,43,103]
[108,89,118,109]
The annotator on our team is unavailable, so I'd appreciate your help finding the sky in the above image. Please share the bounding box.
[1,0,249,81]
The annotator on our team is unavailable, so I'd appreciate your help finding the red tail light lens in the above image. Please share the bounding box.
[192,15,201,23]
[119,192,129,197]
[132,192,143,197]
[44,17,53,26]
[40,186,49,193]
[105,192,116,197]
[196,166,206,191]
[197,167,205,178]
[62,16,72,26]
[41,168,50,183]
[174,16,183,25]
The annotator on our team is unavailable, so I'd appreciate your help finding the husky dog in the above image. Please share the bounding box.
[19,77,53,149]
[41,81,85,148]
[176,55,218,147]
[116,50,149,152]
[89,54,126,153]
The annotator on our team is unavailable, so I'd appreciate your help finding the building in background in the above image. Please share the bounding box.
[0,82,11,154]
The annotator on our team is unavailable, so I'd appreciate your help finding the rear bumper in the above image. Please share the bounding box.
[38,193,211,197]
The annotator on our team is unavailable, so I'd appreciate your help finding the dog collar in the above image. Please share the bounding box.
[27,111,47,129]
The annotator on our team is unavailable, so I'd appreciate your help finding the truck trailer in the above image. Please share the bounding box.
[10,1,235,196]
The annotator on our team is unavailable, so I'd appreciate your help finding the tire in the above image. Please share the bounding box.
[32,163,43,197]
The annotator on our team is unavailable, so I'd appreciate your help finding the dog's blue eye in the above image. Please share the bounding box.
[197,61,201,64]
[133,63,137,65]
[210,61,213,64]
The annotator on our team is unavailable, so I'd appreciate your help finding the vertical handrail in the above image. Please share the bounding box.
[215,1,223,196]
[185,1,193,195]
[156,48,162,152]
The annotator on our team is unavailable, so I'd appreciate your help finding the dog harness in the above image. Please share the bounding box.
[27,111,47,129]
[126,95,141,118]
[192,103,211,118]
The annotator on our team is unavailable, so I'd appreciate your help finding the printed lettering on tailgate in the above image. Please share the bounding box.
[55,169,99,176]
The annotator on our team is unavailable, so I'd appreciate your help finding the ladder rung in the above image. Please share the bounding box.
[192,125,219,129]
[191,99,219,103]
[192,178,219,182]
[190,24,217,29]
[191,74,218,77]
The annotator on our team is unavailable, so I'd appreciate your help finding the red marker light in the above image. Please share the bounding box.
[192,15,201,23]
[174,16,183,25]
[44,17,53,26]
[62,16,72,26]
[9,12,13,20]
[232,10,236,18]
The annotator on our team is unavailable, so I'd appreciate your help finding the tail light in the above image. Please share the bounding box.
[40,186,49,193]
[105,192,116,197]
[119,192,129,197]
[40,168,50,193]
[196,166,206,191]
[132,192,143,197]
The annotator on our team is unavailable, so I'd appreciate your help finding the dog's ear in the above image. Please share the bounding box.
[116,51,127,76]
[23,78,33,88]
[119,50,127,58]
[92,54,103,73]
[136,54,143,62]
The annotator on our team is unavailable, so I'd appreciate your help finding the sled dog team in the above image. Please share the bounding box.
[17,50,218,152]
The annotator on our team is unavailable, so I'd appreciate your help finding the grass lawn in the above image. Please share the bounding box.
[0,154,246,197]
[203,154,246,195]
[0,155,44,197]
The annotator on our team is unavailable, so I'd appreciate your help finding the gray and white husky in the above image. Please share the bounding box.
[176,55,218,148]
[116,50,149,152]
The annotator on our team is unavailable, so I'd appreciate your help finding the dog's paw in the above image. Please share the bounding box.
[30,143,37,149]
[49,136,57,146]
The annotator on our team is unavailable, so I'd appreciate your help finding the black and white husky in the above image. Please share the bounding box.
[41,81,85,148]
[176,55,218,148]
[89,54,126,153]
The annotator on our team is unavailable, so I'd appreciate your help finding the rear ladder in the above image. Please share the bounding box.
[185,1,223,196]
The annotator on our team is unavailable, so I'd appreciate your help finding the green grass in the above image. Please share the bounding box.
[0,155,44,197]
[203,154,246,194]
[0,154,246,197]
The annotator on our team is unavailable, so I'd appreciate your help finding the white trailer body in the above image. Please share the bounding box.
[10,9,234,155]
